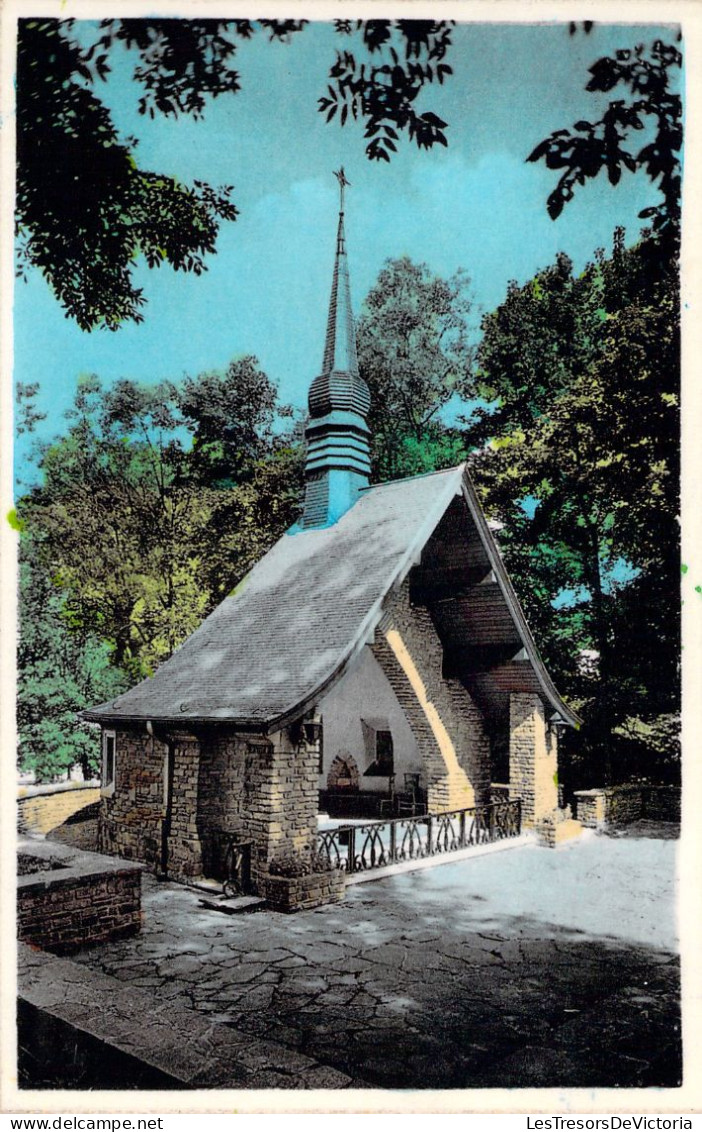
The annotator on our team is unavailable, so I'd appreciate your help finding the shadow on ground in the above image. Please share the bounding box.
[28,831,680,1091]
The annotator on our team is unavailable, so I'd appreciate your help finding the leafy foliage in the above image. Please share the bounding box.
[16,19,455,330]
[178,356,290,486]
[528,38,682,243]
[18,364,303,684]
[356,257,475,480]
[470,230,679,786]
[319,21,453,161]
[18,535,128,781]
[16,383,47,437]
[16,20,238,331]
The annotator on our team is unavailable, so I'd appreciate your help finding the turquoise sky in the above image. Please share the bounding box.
[13,20,680,488]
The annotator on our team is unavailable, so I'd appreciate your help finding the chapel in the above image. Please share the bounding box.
[84,172,579,905]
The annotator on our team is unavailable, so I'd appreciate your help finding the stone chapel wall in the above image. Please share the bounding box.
[98,728,166,871]
[371,578,492,812]
[98,724,320,889]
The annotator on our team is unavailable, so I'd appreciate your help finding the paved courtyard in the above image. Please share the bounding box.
[67,825,680,1090]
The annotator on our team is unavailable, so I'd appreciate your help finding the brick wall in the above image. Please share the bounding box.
[18,784,100,836]
[372,579,491,813]
[509,693,558,827]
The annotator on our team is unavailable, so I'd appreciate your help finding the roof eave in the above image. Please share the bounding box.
[79,708,270,734]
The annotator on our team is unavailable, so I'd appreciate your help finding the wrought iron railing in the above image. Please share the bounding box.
[316,799,521,876]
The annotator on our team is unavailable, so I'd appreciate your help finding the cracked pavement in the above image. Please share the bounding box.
[64,825,680,1090]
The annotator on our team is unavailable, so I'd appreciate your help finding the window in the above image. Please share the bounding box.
[361,718,395,778]
[375,730,394,775]
[102,730,116,795]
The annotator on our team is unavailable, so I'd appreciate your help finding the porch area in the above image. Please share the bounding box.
[21,823,680,1091]
[316,798,523,880]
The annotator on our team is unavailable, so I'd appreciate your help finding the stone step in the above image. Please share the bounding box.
[185,876,222,894]
[198,894,266,914]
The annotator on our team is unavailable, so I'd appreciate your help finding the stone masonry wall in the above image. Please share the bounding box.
[574,785,681,827]
[509,693,558,827]
[196,734,248,875]
[165,735,204,877]
[97,725,320,889]
[240,731,320,887]
[18,848,142,954]
[257,868,346,914]
[601,787,641,825]
[98,728,167,872]
[372,579,491,812]
[643,786,681,822]
[197,735,247,836]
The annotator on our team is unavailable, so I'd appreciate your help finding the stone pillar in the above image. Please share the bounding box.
[508,693,558,828]
[242,729,319,888]
[165,735,204,878]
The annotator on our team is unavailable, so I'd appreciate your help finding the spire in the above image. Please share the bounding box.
[299,169,371,531]
[321,170,359,378]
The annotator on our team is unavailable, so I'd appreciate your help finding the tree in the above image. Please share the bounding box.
[16,20,238,332]
[178,356,289,487]
[17,533,128,781]
[470,230,679,786]
[517,33,682,786]
[356,257,476,481]
[528,38,682,247]
[18,363,302,679]
[16,18,455,331]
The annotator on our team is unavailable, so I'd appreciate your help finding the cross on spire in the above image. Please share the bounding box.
[334,166,350,215]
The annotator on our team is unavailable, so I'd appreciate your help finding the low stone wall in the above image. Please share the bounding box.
[17,840,142,954]
[258,868,346,913]
[574,785,681,828]
[643,787,681,822]
[18,783,100,836]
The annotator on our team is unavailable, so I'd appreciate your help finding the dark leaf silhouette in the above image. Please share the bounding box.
[529,37,682,254]
[17,18,456,330]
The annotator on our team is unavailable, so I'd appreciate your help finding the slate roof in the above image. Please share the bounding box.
[84,465,578,730]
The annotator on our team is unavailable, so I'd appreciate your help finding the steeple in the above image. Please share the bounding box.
[300,169,371,529]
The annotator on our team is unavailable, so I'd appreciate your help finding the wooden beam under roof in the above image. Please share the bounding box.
[410,562,493,604]
[442,642,525,677]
